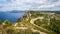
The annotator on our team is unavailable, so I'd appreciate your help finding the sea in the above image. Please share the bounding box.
[0,11,26,22]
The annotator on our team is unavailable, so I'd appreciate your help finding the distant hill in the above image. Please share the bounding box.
[8,10,26,13]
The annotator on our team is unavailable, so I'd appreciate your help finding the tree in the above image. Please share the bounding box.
[34,19,42,26]
[7,29,15,34]
[4,20,10,25]
[0,20,2,25]
[32,32,40,34]
[49,17,60,34]
[3,20,12,29]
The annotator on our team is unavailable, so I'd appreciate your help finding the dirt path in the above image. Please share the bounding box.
[31,28,47,34]
[30,17,49,32]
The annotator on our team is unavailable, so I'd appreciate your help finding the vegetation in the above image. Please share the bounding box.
[48,17,60,34]
[0,20,2,25]
[28,11,60,34]
[0,11,60,34]
[0,20,40,34]
[34,19,42,26]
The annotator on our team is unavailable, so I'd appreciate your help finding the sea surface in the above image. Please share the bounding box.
[0,11,26,22]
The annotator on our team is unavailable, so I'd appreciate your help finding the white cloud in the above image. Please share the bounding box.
[0,0,60,11]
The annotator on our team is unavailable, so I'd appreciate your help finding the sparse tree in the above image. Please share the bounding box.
[0,20,2,25]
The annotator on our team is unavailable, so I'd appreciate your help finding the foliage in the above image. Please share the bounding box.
[48,17,60,34]
[34,19,42,26]
[32,32,40,34]
[4,20,10,24]
[7,29,15,34]
[3,20,12,29]
[0,20,2,25]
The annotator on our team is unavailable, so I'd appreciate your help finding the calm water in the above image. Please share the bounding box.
[0,11,26,22]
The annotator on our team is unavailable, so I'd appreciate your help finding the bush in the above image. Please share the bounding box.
[34,19,42,26]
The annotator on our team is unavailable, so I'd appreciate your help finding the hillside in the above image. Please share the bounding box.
[0,11,60,34]
[17,11,60,34]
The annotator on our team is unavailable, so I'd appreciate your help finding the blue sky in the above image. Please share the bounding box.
[0,0,60,11]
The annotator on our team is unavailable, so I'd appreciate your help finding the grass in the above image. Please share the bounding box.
[1,11,60,34]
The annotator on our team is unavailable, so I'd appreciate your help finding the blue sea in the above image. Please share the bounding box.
[0,11,26,22]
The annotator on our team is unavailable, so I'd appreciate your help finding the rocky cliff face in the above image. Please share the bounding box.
[17,11,30,22]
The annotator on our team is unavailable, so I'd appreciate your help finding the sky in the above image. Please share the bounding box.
[0,0,60,11]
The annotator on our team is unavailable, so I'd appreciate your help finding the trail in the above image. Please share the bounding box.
[30,17,49,32]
